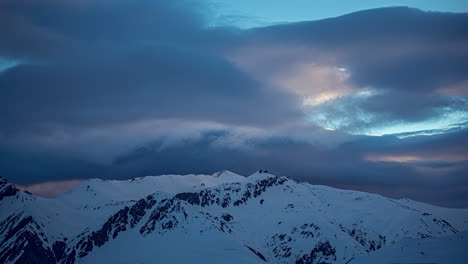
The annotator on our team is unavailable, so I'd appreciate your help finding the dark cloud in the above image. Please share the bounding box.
[250,7,468,46]
[0,48,297,134]
[0,0,299,135]
[0,146,110,183]
[0,3,467,208]
[0,0,206,59]
[349,52,468,93]
[358,91,462,122]
[110,128,468,207]
[240,7,468,125]
[4,127,467,207]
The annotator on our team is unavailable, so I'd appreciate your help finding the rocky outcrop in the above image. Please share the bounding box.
[0,177,18,201]
[69,195,158,260]
[0,173,465,264]
[0,214,55,264]
[295,241,336,264]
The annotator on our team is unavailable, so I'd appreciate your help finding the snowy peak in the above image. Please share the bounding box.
[58,171,245,206]
[1,171,467,264]
[247,169,278,181]
[212,170,243,178]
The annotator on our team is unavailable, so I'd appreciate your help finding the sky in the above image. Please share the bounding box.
[208,0,468,27]
[0,0,467,207]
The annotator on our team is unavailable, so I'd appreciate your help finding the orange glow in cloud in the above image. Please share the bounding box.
[226,44,356,106]
[366,155,423,163]
[16,179,84,198]
[366,154,468,163]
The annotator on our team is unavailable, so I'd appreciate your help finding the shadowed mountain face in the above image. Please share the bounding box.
[1,171,467,264]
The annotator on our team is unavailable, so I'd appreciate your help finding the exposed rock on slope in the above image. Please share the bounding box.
[1,171,467,264]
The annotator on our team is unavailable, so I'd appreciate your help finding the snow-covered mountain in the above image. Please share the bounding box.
[1,171,467,264]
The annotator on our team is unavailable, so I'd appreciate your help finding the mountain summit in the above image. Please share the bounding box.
[1,171,467,264]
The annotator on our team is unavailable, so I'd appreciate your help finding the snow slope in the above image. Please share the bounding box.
[59,170,245,205]
[349,231,468,264]
[1,171,467,264]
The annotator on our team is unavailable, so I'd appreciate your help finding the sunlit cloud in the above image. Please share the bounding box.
[273,63,354,106]
[305,88,378,131]
[366,153,468,177]
[227,45,355,106]
[366,153,468,164]
[437,80,468,95]
[306,89,468,138]
[367,155,424,163]
[16,179,84,198]
[302,90,348,106]
[360,108,468,138]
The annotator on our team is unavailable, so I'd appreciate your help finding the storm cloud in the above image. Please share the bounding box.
[232,7,468,132]
[0,1,467,207]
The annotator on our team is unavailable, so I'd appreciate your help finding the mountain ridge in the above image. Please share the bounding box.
[1,171,467,264]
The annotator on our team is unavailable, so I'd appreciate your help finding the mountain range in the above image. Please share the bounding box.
[1,170,467,264]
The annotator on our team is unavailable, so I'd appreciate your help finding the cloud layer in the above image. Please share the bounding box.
[0,2,467,207]
[233,7,468,134]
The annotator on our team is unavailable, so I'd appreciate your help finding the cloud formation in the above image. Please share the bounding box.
[0,2,467,207]
[231,7,468,134]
